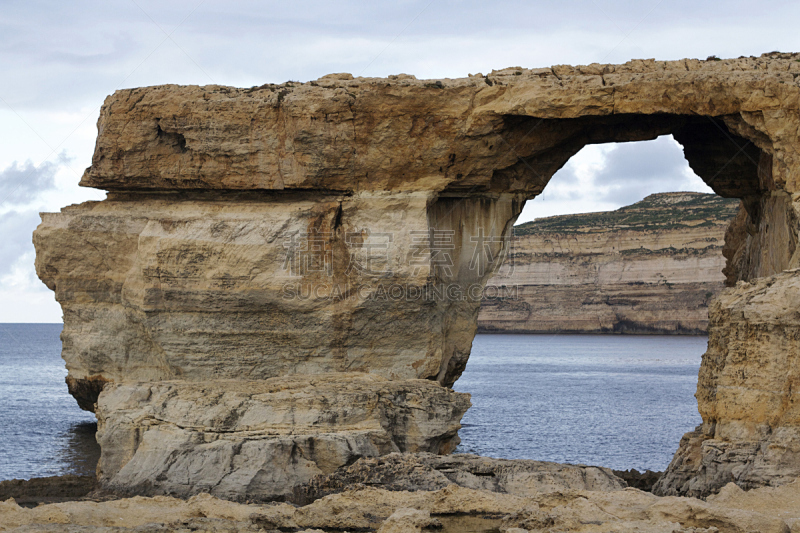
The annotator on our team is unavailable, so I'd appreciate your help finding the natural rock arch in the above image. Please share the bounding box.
[34,53,800,500]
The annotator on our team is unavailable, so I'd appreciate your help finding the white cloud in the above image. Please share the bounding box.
[0,210,42,277]
[0,209,62,322]
[0,158,60,207]
[0,158,101,322]
[0,286,61,323]
[2,1,798,110]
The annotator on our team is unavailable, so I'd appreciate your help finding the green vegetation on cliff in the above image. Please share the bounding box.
[514,192,740,236]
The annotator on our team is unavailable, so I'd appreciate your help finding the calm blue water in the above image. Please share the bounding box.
[0,325,702,480]
[0,324,98,480]
[454,334,705,472]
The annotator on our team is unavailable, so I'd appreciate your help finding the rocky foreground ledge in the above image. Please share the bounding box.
[3,473,800,532]
[31,51,800,517]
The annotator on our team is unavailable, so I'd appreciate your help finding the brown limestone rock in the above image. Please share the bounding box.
[376,508,438,533]
[32,53,800,500]
[0,476,96,507]
[656,269,800,497]
[79,55,800,201]
[3,482,800,532]
[34,191,521,398]
[292,452,625,504]
[94,375,469,502]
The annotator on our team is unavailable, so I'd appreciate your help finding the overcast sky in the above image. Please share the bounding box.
[1,0,797,322]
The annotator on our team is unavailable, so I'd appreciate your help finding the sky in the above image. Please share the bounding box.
[1,0,797,323]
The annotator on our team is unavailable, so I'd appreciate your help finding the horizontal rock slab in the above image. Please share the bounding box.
[96,375,470,502]
[292,452,626,504]
[81,55,800,198]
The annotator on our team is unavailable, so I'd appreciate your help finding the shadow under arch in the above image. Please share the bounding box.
[431,111,794,389]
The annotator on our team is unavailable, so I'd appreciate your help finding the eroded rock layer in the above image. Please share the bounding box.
[655,269,800,496]
[293,452,626,504]
[33,52,800,499]
[96,375,469,501]
[480,192,739,334]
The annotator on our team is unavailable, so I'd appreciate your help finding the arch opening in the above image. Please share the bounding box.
[440,110,800,484]
[455,136,741,473]
[434,111,781,388]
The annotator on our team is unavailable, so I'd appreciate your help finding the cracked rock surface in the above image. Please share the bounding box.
[96,376,469,502]
[3,480,800,532]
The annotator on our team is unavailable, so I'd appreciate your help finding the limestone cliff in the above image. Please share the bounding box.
[33,52,800,500]
[479,192,740,334]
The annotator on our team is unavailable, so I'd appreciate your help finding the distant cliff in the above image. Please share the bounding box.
[479,192,741,334]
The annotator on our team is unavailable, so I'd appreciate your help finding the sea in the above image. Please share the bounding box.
[453,333,705,472]
[0,324,704,481]
[0,324,98,480]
